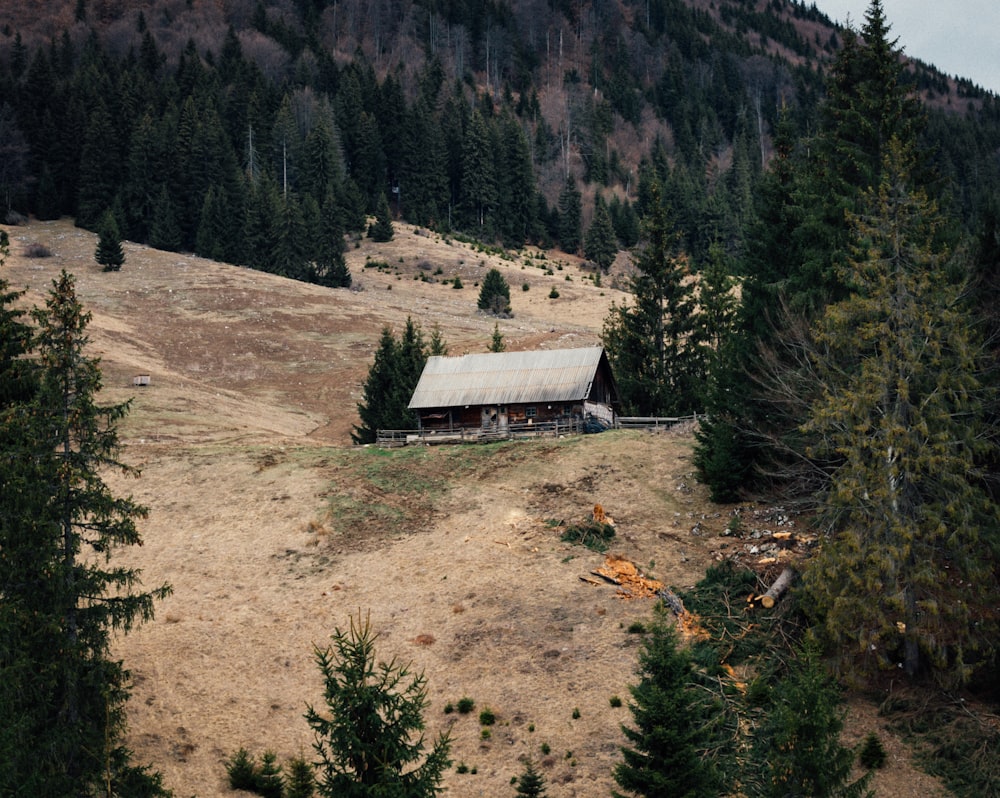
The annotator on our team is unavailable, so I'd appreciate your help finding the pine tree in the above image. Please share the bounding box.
[428,323,448,356]
[149,185,182,252]
[0,232,37,408]
[477,267,512,317]
[793,0,925,315]
[95,209,125,271]
[613,608,724,798]
[489,323,505,352]
[0,271,170,793]
[585,194,619,273]
[514,759,546,797]
[748,644,872,798]
[369,192,394,242]
[306,191,351,288]
[305,612,451,797]
[352,320,428,444]
[801,140,1000,687]
[496,111,536,249]
[460,109,498,234]
[76,101,121,230]
[285,756,316,798]
[557,175,582,254]
[601,181,705,416]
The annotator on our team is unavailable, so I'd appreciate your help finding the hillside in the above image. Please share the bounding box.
[1,218,949,797]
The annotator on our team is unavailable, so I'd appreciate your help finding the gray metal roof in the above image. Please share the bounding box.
[408,346,608,409]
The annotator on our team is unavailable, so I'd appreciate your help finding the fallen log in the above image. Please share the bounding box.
[657,587,687,617]
[758,566,796,609]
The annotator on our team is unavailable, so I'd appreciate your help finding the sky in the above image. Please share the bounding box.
[811,0,1000,95]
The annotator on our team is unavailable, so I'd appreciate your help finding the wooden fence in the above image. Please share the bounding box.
[375,415,699,447]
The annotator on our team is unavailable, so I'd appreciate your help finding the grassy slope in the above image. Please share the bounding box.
[2,219,948,797]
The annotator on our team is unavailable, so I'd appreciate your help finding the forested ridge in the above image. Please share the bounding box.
[2,0,1000,278]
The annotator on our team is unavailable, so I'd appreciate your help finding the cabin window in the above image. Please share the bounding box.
[525,406,537,418]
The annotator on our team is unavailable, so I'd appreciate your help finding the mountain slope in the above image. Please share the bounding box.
[2,218,950,797]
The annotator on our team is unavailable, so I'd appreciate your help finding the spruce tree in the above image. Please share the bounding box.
[0,232,37,408]
[496,111,536,249]
[613,608,724,798]
[489,322,505,352]
[557,175,582,254]
[801,140,1000,687]
[369,192,394,242]
[514,759,546,797]
[352,319,429,444]
[95,208,125,271]
[76,101,121,230]
[460,109,498,234]
[749,645,872,798]
[584,194,619,273]
[0,270,170,794]
[477,267,512,317]
[150,185,182,252]
[601,181,705,416]
[305,612,451,797]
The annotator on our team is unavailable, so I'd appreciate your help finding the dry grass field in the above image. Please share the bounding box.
[2,219,946,797]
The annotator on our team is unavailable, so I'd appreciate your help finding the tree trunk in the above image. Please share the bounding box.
[759,566,796,609]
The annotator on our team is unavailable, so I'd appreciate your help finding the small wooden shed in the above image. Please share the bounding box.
[407,346,619,433]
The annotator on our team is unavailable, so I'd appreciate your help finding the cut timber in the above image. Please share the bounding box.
[593,554,664,599]
[759,566,796,609]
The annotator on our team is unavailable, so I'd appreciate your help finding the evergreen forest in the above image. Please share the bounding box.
[2,0,1000,279]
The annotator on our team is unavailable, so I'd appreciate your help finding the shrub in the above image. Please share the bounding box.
[571,708,581,719]
[443,703,455,714]
[452,277,463,289]
[522,282,530,291]
[610,695,623,708]
[478,707,496,726]
[24,242,52,258]
[859,732,888,769]
[548,287,559,299]
[626,621,647,634]
[457,697,475,714]
[540,742,551,755]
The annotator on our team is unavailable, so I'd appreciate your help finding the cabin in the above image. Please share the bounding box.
[407,346,619,436]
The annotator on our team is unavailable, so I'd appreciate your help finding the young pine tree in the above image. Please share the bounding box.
[95,209,125,271]
[489,322,505,352]
[514,758,546,797]
[748,644,872,798]
[305,612,451,797]
[613,607,725,798]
